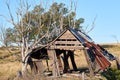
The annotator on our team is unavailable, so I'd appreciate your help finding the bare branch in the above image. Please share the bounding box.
[73,0,77,28]
[84,24,89,31]
[111,35,119,44]
[86,15,97,33]
[0,24,6,46]
[6,0,16,26]
[31,33,48,49]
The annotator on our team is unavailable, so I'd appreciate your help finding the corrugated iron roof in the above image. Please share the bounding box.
[69,28,93,44]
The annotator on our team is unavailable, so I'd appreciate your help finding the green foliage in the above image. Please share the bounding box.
[3,28,17,46]
[101,68,120,80]
[4,2,84,45]
[22,2,84,32]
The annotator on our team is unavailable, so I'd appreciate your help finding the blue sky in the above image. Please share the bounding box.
[0,0,120,43]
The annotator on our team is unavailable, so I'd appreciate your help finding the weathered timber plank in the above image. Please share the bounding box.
[59,36,76,39]
[50,46,84,50]
[83,48,94,76]
[47,49,60,77]
[57,56,63,71]
[59,30,76,39]
[35,60,44,74]
[55,41,82,45]
[32,60,44,74]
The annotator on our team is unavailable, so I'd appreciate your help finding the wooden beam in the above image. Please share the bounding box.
[55,41,81,45]
[31,60,44,74]
[115,57,120,70]
[57,55,63,72]
[47,49,60,77]
[50,46,84,50]
[62,51,70,73]
[46,59,49,71]
[83,48,94,77]
[68,51,77,71]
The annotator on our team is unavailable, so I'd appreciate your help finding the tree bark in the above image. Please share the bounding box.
[21,56,29,75]
[21,49,32,75]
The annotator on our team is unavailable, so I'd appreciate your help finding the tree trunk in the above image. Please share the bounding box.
[22,56,29,75]
[21,49,32,75]
[22,62,28,75]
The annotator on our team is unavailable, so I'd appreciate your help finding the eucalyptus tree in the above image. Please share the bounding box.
[4,0,84,75]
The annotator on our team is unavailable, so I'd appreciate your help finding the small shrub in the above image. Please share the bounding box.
[101,68,120,80]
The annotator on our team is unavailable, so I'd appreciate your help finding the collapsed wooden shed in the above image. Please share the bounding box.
[30,28,113,77]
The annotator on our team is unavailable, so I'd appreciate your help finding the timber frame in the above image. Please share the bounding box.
[30,28,112,77]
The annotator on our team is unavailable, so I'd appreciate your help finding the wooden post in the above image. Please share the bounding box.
[46,59,49,71]
[31,61,37,74]
[83,48,94,76]
[47,49,60,77]
[31,60,44,74]
[62,51,70,73]
[115,57,120,70]
[57,55,63,72]
[68,51,77,71]
[35,60,44,74]
[82,72,85,80]
[55,50,63,72]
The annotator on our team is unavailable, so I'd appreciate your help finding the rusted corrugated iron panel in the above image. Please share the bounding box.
[69,28,111,71]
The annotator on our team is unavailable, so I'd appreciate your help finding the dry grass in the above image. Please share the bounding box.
[0,61,21,80]
[101,43,120,68]
[74,50,88,68]
[0,47,21,80]
[0,44,120,80]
